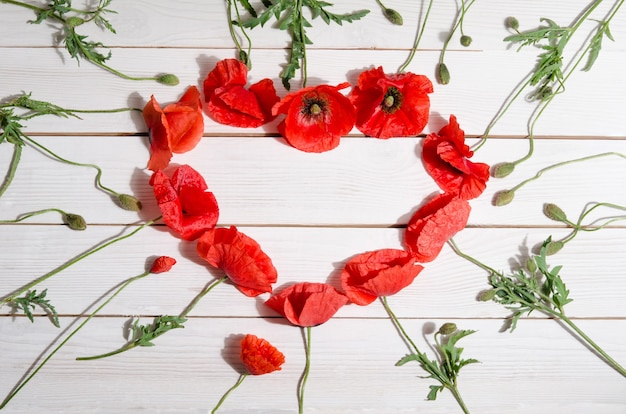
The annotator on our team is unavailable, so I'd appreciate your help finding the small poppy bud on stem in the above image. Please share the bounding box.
[477,289,496,302]
[543,203,567,222]
[492,162,515,178]
[460,35,472,47]
[383,8,403,25]
[438,322,458,335]
[156,74,180,86]
[525,258,537,274]
[63,213,87,231]
[545,240,564,256]
[117,194,143,211]
[437,63,450,85]
[493,190,515,206]
[505,16,519,31]
[66,17,85,27]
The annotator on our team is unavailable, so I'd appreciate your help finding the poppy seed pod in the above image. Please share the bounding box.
[460,35,472,47]
[494,190,515,206]
[117,194,142,211]
[383,8,403,25]
[545,240,564,256]
[543,203,567,222]
[156,74,180,86]
[437,63,450,85]
[63,213,87,231]
[438,322,458,335]
[505,16,520,31]
[477,289,496,302]
[492,162,515,178]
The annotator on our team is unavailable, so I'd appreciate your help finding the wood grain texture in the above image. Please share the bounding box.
[0,0,625,413]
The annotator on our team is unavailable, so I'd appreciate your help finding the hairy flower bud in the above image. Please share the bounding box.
[437,63,450,85]
[157,74,180,86]
[543,203,567,222]
[66,17,85,27]
[63,213,87,231]
[492,162,515,178]
[383,8,404,25]
[460,35,472,47]
[493,190,515,206]
[477,289,496,302]
[117,194,143,211]
[505,16,519,31]
[545,240,564,256]
[438,322,458,335]
[525,258,537,274]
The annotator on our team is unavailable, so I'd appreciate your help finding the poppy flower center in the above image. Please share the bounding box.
[302,96,327,118]
[381,86,403,114]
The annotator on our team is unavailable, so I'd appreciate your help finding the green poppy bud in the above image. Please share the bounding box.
[477,289,496,302]
[157,74,180,86]
[437,63,450,85]
[543,203,567,222]
[505,16,519,31]
[525,258,537,274]
[493,190,515,206]
[117,194,143,212]
[63,213,87,231]
[239,50,250,69]
[66,17,85,28]
[383,8,403,25]
[438,322,458,335]
[545,240,564,256]
[492,162,515,178]
[460,35,472,47]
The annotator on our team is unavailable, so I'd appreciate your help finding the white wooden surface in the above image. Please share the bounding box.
[1,1,626,413]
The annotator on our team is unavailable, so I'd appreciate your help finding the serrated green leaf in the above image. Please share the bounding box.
[427,385,444,400]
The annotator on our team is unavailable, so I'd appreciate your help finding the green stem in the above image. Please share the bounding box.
[0,269,153,410]
[76,276,226,360]
[397,0,434,73]
[298,326,312,414]
[297,0,307,87]
[22,135,119,196]
[227,0,252,67]
[0,216,161,305]
[446,385,471,414]
[438,0,476,66]
[0,144,22,199]
[541,308,626,378]
[508,152,626,194]
[0,0,58,20]
[211,373,248,414]
[448,238,498,274]
[0,208,68,224]
[380,296,421,355]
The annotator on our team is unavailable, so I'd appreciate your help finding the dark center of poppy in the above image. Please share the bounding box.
[302,96,327,118]
[381,86,403,114]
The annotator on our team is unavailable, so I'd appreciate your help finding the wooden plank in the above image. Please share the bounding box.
[0,317,624,413]
[1,225,624,318]
[1,136,625,226]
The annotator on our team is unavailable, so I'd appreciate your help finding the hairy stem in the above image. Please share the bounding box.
[397,0,434,73]
[298,326,312,414]
[0,144,22,198]
[211,373,248,413]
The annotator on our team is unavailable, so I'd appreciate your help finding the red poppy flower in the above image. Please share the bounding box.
[422,115,490,200]
[272,83,356,153]
[404,193,471,262]
[203,58,279,128]
[240,334,285,375]
[143,86,204,171]
[150,256,177,274]
[265,282,348,327]
[150,165,219,241]
[340,249,424,305]
[349,66,433,139]
[196,226,277,297]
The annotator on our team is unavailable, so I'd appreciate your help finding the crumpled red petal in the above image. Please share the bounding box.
[422,115,490,200]
[150,165,219,241]
[240,334,285,375]
[265,282,348,327]
[273,83,355,153]
[196,226,278,297]
[340,249,424,305]
[150,256,177,274]
[404,193,471,262]
[204,59,279,128]
[144,86,204,171]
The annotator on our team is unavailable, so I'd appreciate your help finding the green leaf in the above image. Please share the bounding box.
[11,289,60,328]
[427,385,444,400]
